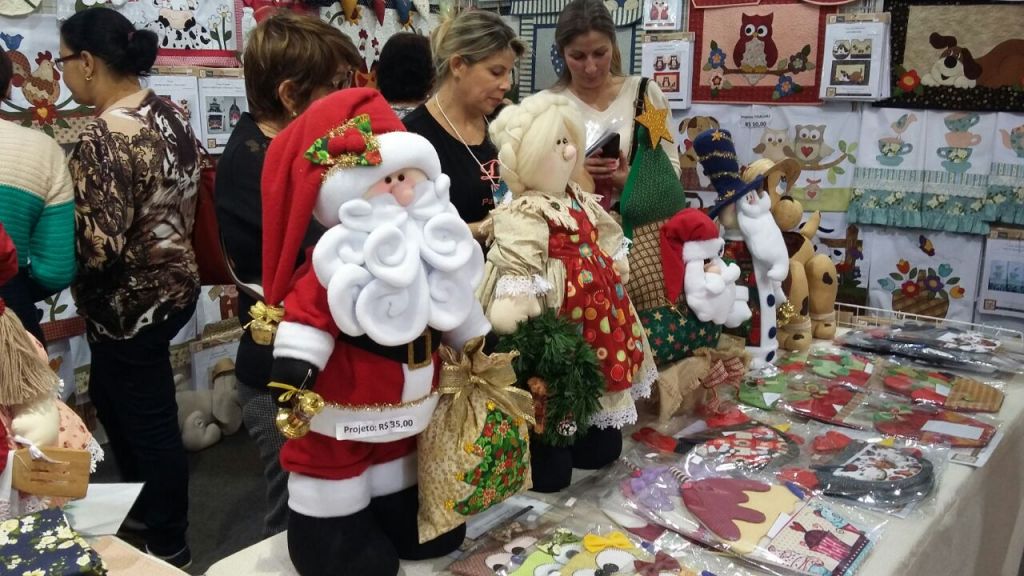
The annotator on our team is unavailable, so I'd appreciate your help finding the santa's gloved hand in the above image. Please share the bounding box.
[488,295,541,335]
[268,357,319,409]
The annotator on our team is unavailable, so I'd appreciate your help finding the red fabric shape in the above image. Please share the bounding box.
[703,406,750,427]
[681,477,770,541]
[787,384,856,425]
[874,408,996,449]
[262,89,403,306]
[812,431,852,453]
[634,551,680,576]
[549,194,644,393]
[0,221,16,286]
[777,467,819,490]
[632,427,680,452]
[329,128,369,156]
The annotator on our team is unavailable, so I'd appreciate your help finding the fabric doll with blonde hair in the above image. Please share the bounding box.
[479,92,657,491]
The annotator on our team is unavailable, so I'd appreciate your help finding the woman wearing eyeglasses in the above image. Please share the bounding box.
[214,12,360,539]
[59,8,199,569]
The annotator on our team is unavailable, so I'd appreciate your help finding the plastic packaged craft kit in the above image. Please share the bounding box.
[837,325,1022,376]
[775,429,948,516]
[615,448,888,576]
[875,357,1005,413]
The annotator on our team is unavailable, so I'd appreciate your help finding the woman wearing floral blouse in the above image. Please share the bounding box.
[60,8,199,569]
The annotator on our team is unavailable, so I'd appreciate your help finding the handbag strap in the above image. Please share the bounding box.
[628,76,650,165]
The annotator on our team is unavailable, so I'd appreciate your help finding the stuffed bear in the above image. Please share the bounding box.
[481,93,656,492]
[174,358,242,451]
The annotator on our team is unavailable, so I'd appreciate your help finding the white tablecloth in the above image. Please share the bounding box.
[209,375,1024,576]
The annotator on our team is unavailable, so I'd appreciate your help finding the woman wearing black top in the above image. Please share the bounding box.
[402,10,524,239]
[214,12,359,538]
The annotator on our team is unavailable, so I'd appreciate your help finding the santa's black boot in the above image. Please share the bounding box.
[528,436,573,493]
[369,485,466,560]
[570,425,622,470]
[288,508,399,576]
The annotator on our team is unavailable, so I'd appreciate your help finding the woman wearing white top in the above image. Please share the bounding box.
[544,0,680,204]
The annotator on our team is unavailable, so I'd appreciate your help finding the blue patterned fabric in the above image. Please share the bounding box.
[0,509,106,575]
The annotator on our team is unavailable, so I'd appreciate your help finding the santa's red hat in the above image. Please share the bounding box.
[660,208,724,304]
[261,88,408,307]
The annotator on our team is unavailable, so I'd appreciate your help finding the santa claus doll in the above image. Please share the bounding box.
[259,89,491,576]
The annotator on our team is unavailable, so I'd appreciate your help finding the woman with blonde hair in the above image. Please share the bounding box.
[403,10,525,239]
[544,0,679,205]
[215,11,360,538]
[483,92,656,492]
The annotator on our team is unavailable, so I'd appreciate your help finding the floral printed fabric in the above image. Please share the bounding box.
[69,90,200,341]
[0,509,106,575]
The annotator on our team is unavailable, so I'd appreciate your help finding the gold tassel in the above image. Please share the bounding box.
[0,306,58,406]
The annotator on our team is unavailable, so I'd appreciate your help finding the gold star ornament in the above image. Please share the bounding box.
[635,95,674,149]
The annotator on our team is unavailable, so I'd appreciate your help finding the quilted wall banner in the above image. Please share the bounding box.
[919,109,997,233]
[690,0,835,104]
[321,1,438,88]
[769,103,860,211]
[864,226,983,322]
[878,0,1024,112]
[984,112,1024,227]
[0,13,93,144]
[849,107,927,228]
[105,0,244,67]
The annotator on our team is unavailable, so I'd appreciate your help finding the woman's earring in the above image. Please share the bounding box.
[85,75,93,82]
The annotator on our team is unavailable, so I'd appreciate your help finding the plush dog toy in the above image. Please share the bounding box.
[175,358,242,451]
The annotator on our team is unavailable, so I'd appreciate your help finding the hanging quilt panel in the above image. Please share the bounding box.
[0,13,93,144]
[690,0,834,104]
[863,226,983,322]
[983,112,1024,226]
[848,107,926,228]
[877,0,1024,112]
[106,0,244,67]
[772,103,860,211]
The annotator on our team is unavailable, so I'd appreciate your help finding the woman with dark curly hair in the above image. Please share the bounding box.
[376,32,433,119]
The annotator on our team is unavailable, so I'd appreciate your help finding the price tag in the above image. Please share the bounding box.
[935,384,951,397]
[336,416,420,440]
[921,420,983,440]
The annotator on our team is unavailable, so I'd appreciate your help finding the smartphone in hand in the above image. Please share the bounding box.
[586,132,621,159]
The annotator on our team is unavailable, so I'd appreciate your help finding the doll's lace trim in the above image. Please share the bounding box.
[612,237,633,262]
[630,364,658,401]
[86,438,105,474]
[588,404,638,430]
[495,275,552,299]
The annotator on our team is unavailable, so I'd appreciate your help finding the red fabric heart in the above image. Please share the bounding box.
[812,431,851,453]
[328,128,368,156]
[632,427,678,453]
[801,146,813,157]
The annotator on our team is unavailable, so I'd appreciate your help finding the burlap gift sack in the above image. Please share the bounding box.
[417,338,535,543]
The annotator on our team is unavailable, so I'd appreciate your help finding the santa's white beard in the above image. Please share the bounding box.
[311,177,485,347]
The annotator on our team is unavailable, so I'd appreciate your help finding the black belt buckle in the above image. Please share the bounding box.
[407,329,433,370]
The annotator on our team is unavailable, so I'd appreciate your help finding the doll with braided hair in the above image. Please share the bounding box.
[478,93,656,490]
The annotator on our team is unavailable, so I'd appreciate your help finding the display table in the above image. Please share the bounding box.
[89,535,190,575]
[208,374,1024,576]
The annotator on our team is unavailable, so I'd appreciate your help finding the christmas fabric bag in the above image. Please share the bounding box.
[417,337,535,543]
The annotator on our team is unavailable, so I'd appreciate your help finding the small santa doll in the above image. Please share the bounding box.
[260,89,491,576]
[660,208,750,329]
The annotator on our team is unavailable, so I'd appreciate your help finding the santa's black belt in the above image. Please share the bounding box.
[338,328,442,370]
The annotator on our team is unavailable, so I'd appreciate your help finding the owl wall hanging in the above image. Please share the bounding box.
[690,0,835,104]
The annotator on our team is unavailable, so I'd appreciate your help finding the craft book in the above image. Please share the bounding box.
[820,14,891,101]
